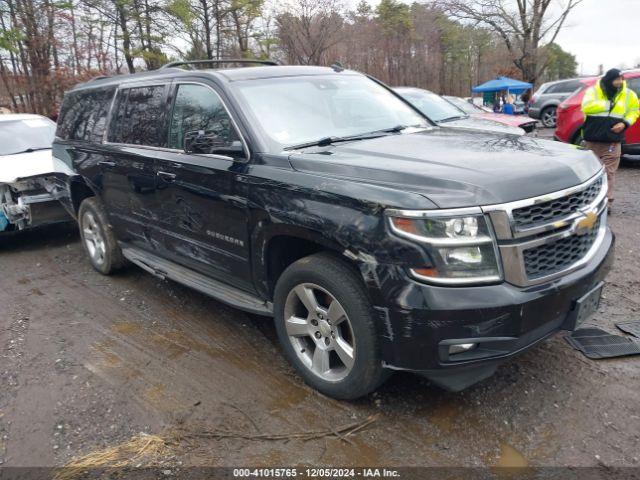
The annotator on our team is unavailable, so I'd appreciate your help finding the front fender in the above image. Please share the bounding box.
[247,186,430,300]
[251,222,351,297]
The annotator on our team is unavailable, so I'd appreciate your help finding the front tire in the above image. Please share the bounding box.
[273,253,390,400]
[78,197,125,275]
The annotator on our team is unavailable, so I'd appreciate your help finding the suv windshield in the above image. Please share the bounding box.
[230,74,429,150]
[395,88,467,122]
[444,96,483,115]
[0,117,56,155]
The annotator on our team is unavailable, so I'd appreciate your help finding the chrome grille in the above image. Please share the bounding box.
[523,218,601,279]
[483,170,608,287]
[512,176,603,230]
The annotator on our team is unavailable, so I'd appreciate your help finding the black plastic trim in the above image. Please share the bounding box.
[121,245,273,316]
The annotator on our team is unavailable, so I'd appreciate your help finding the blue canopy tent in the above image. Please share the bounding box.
[471,76,533,94]
[472,76,533,114]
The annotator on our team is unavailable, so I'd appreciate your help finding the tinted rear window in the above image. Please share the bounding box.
[108,85,167,146]
[56,87,115,142]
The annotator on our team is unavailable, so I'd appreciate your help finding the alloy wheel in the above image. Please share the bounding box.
[82,211,106,266]
[283,283,355,382]
[542,107,557,127]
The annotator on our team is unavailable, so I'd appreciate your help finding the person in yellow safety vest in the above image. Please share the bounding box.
[581,68,639,208]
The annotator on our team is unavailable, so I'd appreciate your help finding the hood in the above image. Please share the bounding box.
[477,112,536,128]
[0,149,73,184]
[439,116,524,136]
[288,128,602,208]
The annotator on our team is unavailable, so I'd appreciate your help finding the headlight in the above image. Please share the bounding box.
[388,209,502,285]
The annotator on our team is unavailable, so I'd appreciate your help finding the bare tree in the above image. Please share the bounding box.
[439,0,584,85]
[0,0,582,115]
[229,0,263,57]
[276,0,344,65]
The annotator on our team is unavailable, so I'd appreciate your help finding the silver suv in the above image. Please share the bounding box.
[528,78,584,128]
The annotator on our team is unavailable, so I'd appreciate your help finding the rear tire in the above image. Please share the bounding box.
[541,106,557,128]
[78,197,125,275]
[273,252,390,400]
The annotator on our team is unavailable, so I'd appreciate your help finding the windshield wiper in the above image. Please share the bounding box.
[284,124,428,151]
[284,132,388,151]
[378,124,424,133]
[438,115,467,123]
[9,147,51,155]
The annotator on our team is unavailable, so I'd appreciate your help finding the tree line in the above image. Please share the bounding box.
[0,0,579,117]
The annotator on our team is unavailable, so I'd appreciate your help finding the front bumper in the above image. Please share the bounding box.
[1,176,71,232]
[528,107,541,119]
[519,122,537,133]
[369,228,614,391]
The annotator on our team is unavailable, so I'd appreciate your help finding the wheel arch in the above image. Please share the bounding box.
[252,224,362,301]
[68,175,98,218]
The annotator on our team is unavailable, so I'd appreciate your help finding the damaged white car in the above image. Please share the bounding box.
[0,114,72,233]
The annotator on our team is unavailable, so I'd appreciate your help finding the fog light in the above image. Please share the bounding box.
[444,246,483,264]
[449,343,477,355]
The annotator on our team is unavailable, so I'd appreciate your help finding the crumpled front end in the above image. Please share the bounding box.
[0,174,70,232]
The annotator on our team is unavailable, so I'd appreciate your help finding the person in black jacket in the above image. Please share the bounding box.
[581,68,639,205]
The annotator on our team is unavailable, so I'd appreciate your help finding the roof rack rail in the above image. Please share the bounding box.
[160,59,278,70]
[88,75,111,82]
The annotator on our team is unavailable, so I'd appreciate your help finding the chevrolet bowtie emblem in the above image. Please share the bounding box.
[575,211,598,235]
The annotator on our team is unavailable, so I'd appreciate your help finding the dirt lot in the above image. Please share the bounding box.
[1,134,640,472]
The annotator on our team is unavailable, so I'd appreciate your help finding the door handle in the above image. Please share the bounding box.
[157,171,177,182]
[98,160,116,168]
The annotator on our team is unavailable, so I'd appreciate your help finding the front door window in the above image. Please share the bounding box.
[168,84,245,159]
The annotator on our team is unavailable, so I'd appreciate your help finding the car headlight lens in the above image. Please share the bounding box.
[389,211,502,285]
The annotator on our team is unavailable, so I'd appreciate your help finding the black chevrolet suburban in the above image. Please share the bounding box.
[53,60,613,399]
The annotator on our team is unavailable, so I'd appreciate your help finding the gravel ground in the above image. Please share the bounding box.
[1,128,639,472]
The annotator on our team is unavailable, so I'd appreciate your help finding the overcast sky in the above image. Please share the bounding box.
[351,0,639,76]
[554,0,639,75]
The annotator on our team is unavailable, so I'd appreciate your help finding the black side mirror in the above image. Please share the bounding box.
[184,130,245,159]
[184,130,223,153]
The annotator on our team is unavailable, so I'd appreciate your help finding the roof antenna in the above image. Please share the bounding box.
[331,62,344,72]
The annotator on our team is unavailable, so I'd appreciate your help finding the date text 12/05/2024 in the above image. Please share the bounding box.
[232,468,401,478]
